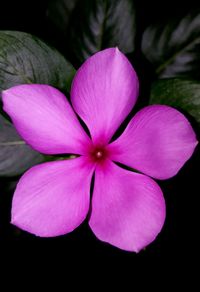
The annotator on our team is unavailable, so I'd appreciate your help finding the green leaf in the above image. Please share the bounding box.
[0,31,76,176]
[0,31,76,94]
[67,0,136,63]
[47,0,79,33]
[150,78,200,126]
[0,114,43,176]
[142,10,200,79]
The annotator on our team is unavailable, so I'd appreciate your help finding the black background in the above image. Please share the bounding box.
[0,0,199,276]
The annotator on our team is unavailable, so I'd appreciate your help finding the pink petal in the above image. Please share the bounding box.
[71,48,139,144]
[11,157,94,237]
[2,84,90,155]
[109,105,198,180]
[89,161,165,252]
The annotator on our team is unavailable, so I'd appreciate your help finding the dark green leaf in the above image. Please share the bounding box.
[142,10,200,79]
[0,114,43,176]
[0,31,76,95]
[68,0,136,63]
[47,0,79,33]
[150,78,200,126]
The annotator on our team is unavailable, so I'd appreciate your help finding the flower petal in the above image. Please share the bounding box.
[2,84,90,155]
[71,48,139,144]
[11,157,94,237]
[109,105,198,180]
[89,161,165,252]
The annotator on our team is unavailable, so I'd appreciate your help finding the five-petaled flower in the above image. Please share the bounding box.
[2,48,198,252]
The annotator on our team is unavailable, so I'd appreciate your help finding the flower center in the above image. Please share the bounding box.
[89,146,108,163]
[95,150,104,159]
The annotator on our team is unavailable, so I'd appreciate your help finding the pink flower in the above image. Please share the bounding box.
[2,48,198,252]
